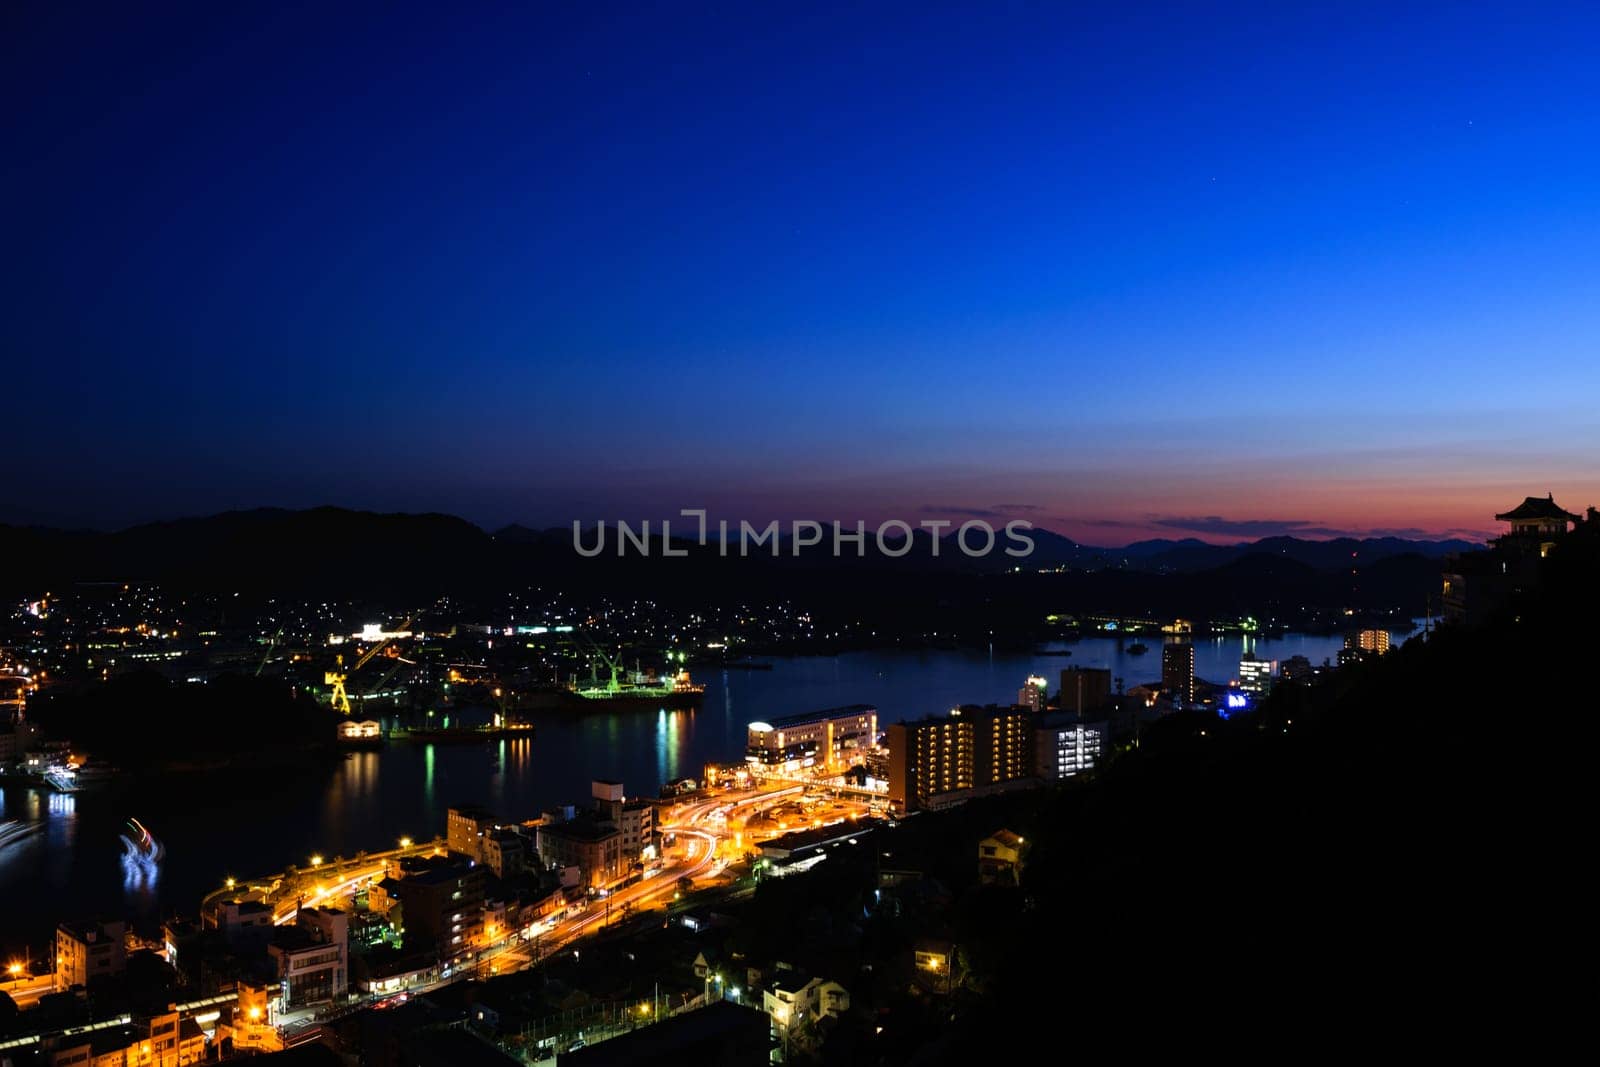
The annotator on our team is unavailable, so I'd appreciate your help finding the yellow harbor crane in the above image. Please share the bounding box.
[324,655,352,715]
[325,617,413,715]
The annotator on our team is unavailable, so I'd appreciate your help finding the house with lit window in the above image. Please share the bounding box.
[978,829,1029,886]
[762,972,850,1049]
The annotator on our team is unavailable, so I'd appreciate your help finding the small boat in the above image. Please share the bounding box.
[1126,642,1149,655]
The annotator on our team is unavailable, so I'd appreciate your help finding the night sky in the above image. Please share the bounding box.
[6,3,1599,542]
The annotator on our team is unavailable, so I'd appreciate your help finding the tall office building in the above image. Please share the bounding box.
[888,706,1031,811]
[1058,666,1112,715]
[1017,675,1048,712]
[1239,654,1275,695]
[1033,714,1107,780]
[1162,642,1195,704]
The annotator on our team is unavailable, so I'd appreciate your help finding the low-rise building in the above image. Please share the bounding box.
[480,828,526,879]
[389,861,486,963]
[978,829,1029,886]
[619,799,656,864]
[55,919,126,991]
[746,705,878,772]
[446,804,498,862]
[535,817,623,889]
[202,899,274,952]
[48,1009,207,1067]
[763,973,850,1041]
[267,907,348,1010]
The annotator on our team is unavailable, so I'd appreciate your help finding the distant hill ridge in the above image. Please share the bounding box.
[0,506,1475,595]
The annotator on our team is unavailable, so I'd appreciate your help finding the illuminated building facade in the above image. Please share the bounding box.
[1239,654,1275,695]
[1033,715,1106,780]
[1162,642,1195,704]
[480,828,526,879]
[1348,629,1391,655]
[54,919,126,991]
[267,907,348,1009]
[536,818,624,889]
[746,704,878,771]
[446,805,498,862]
[1016,676,1048,712]
[888,705,1031,811]
[390,862,486,962]
[589,779,656,865]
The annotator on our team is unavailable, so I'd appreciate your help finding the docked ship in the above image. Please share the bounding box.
[567,663,705,712]
[399,722,535,744]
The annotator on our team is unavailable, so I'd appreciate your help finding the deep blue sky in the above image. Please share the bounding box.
[6,2,1599,541]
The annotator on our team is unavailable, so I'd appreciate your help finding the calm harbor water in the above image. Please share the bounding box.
[0,631,1402,951]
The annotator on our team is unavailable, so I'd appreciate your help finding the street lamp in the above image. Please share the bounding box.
[311,854,324,867]
[399,836,412,849]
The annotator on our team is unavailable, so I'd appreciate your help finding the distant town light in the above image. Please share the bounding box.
[399,836,412,849]
[311,854,324,867]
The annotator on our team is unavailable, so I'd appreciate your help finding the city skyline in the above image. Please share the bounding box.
[1,4,1586,1049]
[6,5,1599,540]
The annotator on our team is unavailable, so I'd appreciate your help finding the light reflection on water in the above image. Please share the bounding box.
[3,636,1400,946]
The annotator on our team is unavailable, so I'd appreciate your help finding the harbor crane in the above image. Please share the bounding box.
[325,617,413,715]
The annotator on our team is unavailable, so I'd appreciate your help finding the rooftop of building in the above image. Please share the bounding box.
[268,923,336,953]
[759,818,883,858]
[894,703,1028,726]
[764,703,877,729]
[486,826,525,842]
[1496,493,1581,522]
[210,897,273,915]
[559,1000,769,1067]
[396,859,482,888]
[57,918,124,940]
[769,971,820,995]
[1037,710,1110,730]
[984,828,1026,849]
[538,815,620,843]
[449,803,497,819]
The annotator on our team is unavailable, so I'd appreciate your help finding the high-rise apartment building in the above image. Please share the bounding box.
[888,706,1031,811]
[1162,642,1195,704]
[1017,676,1048,712]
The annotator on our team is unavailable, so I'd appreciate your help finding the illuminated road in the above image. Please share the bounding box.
[275,782,849,1033]
[476,785,807,975]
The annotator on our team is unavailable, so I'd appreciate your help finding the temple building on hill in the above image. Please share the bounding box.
[1443,492,1592,626]
[1492,493,1581,558]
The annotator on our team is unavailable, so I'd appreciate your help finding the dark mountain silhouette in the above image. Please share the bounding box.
[0,508,1455,624]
